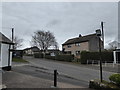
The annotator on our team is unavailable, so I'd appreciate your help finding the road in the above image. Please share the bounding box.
[11,64,88,88]
[24,56,114,83]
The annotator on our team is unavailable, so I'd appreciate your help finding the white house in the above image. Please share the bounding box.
[0,32,13,71]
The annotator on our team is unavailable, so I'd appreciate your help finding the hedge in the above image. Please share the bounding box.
[81,51,113,64]
[34,53,43,58]
[55,54,74,62]
[34,53,74,62]
[45,54,74,62]
[45,55,56,60]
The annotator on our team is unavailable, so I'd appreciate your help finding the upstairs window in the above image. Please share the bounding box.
[67,45,71,48]
[75,43,80,46]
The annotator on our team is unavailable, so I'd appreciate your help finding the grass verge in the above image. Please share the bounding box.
[12,58,28,63]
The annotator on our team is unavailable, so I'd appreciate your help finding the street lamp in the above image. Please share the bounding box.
[96,29,103,82]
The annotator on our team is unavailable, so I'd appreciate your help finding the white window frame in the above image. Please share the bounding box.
[75,43,80,46]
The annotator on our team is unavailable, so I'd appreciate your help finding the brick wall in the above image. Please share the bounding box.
[62,41,89,57]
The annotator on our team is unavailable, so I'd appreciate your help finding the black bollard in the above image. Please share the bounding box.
[54,70,57,87]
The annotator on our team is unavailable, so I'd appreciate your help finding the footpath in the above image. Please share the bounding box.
[2,71,83,88]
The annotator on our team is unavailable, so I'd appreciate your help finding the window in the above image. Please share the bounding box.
[75,43,80,46]
[76,51,80,55]
[67,45,71,48]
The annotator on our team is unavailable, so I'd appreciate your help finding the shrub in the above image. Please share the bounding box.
[45,55,55,60]
[44,54,74,62]
[34,53,43,58]
[109,73,120,86]
[89,79,120,90]
[55,54,74,62]
[81,51,113,64]
[24,54,33,56]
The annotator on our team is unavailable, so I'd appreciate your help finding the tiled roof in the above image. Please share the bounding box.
[0,32,13,44]
[62,33,97,45]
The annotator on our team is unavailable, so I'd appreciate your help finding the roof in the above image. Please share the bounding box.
[46,49,60,52]
[23,46,40,52]
[62,33,97,45]
[0,32,14,44]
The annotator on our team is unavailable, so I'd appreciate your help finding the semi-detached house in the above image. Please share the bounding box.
[62,33,103,58]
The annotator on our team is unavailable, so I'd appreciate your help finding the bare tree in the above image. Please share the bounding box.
[31,30,58,52]
[53,41,59,49]
[13,36,23,50]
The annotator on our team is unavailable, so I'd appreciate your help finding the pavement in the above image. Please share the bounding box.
[3,70,84,88]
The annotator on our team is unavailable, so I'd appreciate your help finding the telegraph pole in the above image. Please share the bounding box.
[101,21,104,49]
[12,28,14,42]
[12,28,14,49]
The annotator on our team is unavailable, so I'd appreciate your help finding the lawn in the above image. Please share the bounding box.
[12,58,28,63]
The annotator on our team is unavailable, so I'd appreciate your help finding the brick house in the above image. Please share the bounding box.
[62,33,103,58]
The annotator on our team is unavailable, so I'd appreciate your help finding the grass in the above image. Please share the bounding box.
[12,58,28,63]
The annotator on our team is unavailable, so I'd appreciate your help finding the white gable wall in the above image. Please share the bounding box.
[0,44,1,67]
[0,43,12,67]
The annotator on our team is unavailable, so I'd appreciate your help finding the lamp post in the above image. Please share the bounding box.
[96,29,103,82]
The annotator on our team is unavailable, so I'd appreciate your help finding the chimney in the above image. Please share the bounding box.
[79,34,82,37]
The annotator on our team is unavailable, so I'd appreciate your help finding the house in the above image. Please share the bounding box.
[23,46,40,55]
[0,32,14,70]
[45,49,61,56]
[62,33,103,58]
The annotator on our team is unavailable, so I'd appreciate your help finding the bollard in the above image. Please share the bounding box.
[54,70,57,87]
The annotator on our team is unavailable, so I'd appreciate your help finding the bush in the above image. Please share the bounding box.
[55,54,74,62]
[34,53,43,58]
[89,79,120,90]
[44,54,74,62]
[24,54,33,56]
[109,73,120,86]
[81,51,113,64]
[45,55,55,60]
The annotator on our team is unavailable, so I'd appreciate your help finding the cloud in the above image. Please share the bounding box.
[45,19,61,28]
[2,2,118,49]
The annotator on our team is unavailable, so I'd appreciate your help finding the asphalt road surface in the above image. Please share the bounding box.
[11,64,88,88]
[23,56,114,84]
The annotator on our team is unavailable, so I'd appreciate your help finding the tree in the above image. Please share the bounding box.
[13,36,23,50]
[31,30,58,52]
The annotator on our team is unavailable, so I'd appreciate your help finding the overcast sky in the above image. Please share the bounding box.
[1,2,118,50]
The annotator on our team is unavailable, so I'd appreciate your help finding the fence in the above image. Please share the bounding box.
[87,60,120,68]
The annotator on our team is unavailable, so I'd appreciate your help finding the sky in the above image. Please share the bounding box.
[1,2,118,50]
